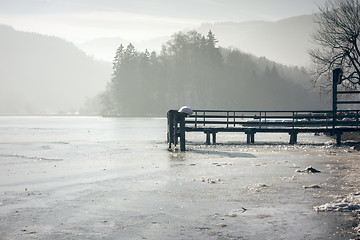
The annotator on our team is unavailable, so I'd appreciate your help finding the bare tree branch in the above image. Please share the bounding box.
[310,0,360,91]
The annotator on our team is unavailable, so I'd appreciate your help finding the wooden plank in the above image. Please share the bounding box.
[185,120,348,127]
[337,91,360,94]
[184,127,360,133]
[337,101,360,104]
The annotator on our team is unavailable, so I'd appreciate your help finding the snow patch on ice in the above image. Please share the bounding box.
[314,192,360,212]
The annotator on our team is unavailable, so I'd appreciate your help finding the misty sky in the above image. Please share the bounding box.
[0,0,327,43]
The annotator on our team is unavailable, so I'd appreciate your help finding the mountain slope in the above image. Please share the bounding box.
[198,14,317,66]
[0,25,112,115]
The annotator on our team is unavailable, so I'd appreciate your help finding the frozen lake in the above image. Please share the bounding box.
[0,116,359,239]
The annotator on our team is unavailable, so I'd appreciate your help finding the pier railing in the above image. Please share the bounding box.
[167,109,360,151]
[185,110,360,130]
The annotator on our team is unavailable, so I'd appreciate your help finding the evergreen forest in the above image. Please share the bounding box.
[101,31,323,116]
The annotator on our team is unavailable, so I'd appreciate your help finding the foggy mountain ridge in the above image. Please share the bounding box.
[197,14,317,67]
[0,25,112,115]
[78,14,316,67]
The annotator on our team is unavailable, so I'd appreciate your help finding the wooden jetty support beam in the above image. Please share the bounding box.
[245,130,255,144]
[205,131,211,145]
[167,110,187,151]
[336,132,342,146]
[289,131,298,145]
[205,130,218,145]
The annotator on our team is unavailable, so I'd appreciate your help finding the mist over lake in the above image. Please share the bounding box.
[0,14,326,116]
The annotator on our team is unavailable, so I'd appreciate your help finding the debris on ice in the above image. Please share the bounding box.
[303,184,321,189]
[296,166,321,173]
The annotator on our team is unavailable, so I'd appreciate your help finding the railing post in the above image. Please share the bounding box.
[326,112,329,129]
[203,111,206,127]
[226,111,229,128]
[259,111,262,129]
[234,112,236,127]
[333,68,343,134]
[292,111,295,129]
[179,114,186,151]
[195,111,198,129]
[264,112,267,123]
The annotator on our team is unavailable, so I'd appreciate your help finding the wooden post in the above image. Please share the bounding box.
[179,114,186,151]
[167,110,187,151]
[246,131,251,144]
[250,132,255,144]
[336,132,342,146]
[167,110,175,149]
[289,132,298,145]
[167,111,170,146]
[173,113,178,146]
[206,131,211,145]
[212,132,217,145]
[333,68,343,134]
[246,130,255,144]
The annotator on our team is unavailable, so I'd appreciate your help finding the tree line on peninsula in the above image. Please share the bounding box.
[99,30,322,116]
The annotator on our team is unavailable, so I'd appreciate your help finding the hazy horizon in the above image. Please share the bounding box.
[0,0,327,44]
[0,0,330,115]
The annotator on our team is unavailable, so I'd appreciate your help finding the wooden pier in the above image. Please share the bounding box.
[167,109,360,151]
[167,68,360,151]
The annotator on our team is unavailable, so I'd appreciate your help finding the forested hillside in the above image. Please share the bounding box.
[102,31,324,116]
[0,25,112,115]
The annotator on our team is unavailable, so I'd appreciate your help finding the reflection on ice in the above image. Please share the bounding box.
[188,149,257,159]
